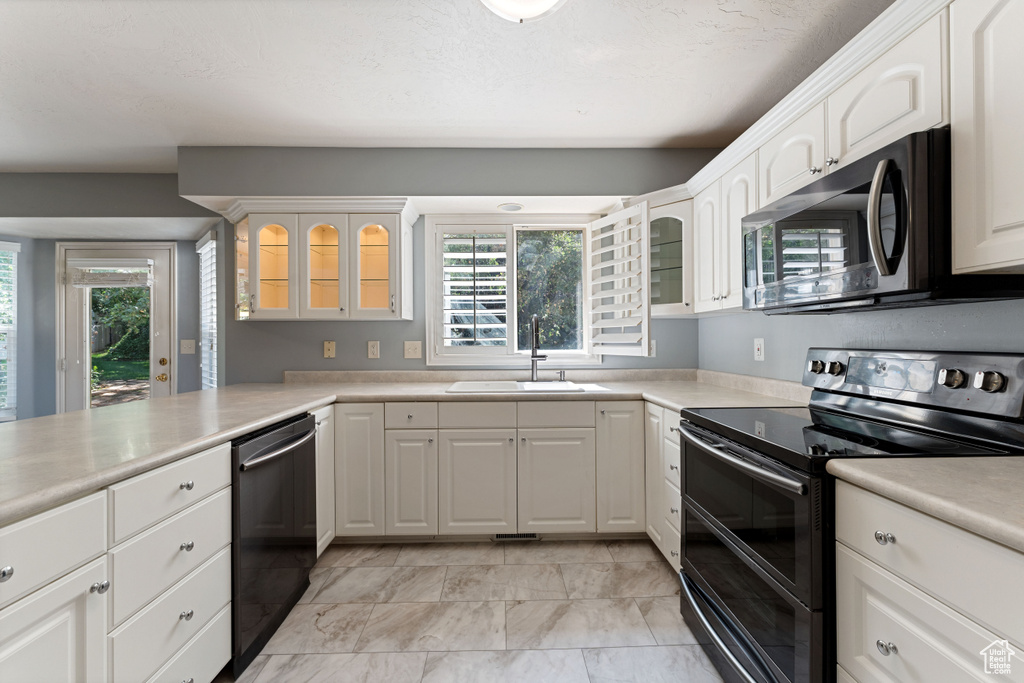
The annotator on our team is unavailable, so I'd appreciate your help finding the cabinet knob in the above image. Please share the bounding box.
[521,437,526,444]
[180,541,195,552]
[90,580,110,594]
[670,507,679,514]
[668,426,680,433]
[179,609,194,621]
[808,166,821,175]
[669,464,679,471]
[874,530,896,545]
[670,550,679,557]
[179,480,195,491]
[826,156,839,167]
[876,640,898,656]
[340,307,345,312]
[428,438,434,444]
[390,294,396,312]
[509,437,514,443]
[0,566,12,582]
[183,678,195,683]
[408,414,413,420]
[600,409,606,415]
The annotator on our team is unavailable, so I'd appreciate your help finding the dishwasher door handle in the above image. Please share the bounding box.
[240,429,316,471]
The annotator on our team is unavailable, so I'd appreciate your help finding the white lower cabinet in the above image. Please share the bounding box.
[313,404,336,557]
[518,428,597,534]
[595,401,645,533]
[438,429,517,535]
[0,557,108,683]
[145,604,231,683]
[645,404,665,548]
[334,403,385,536]
[384,430,438,535]
[644,401,682,570]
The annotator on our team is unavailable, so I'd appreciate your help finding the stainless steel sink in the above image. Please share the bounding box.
[446,380,605,393]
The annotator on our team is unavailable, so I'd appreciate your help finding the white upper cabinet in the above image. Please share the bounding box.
[248,214,300,319]
[693,180,721,313]
[238,211,412,320]
[951,0,1024,273]
[758,103,826,207]
[648,200,694,317]
[719,154,757,311]
[826,12,947,173]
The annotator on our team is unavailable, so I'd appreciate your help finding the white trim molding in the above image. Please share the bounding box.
[188,196,421,227]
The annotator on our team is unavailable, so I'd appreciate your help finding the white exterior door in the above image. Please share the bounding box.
[334,403,385,536]
[58,243,175,413]
[596,401,645,533]
[438,429,517,535]
[384,430,438,535]
[518,428,596,533]
[0,557,108,683]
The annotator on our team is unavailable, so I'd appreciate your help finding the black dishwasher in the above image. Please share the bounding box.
[230,413,317,677]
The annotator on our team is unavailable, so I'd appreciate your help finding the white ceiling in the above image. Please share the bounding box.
[0,0,894,173]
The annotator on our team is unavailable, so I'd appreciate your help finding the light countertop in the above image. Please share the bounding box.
[0,379,800,527]
[827,457,1024,555]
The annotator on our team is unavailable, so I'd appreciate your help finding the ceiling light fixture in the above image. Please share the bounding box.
[498,202,525,212]
[480,0,569,23]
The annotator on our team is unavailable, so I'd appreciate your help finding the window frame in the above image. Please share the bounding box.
[0,241,20,421]
[425,214,602,367]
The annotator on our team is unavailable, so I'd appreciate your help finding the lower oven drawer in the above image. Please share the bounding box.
[836,542,1014,683]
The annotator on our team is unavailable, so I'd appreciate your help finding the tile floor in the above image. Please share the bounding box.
[219,539,723,683]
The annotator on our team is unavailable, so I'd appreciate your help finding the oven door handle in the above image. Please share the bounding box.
[678,425,807,496]
[679,572,774,683]
[867,158,894,277]
[240,428,316,471]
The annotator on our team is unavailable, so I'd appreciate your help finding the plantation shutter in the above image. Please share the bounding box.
[0,242,19,420]
[440,229,510,349]
[586,203,651,357]
[197,232,218,389]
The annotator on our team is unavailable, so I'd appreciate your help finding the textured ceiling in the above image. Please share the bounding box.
[0,0,894,172]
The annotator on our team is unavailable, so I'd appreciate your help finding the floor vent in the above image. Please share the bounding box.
[493,533,538,541]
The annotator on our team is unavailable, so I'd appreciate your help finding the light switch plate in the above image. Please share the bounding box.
[754,338,765,362]
[180,339,196,355]
[367,340,380,359]
[404,341,422,359]
[323,341,336,359]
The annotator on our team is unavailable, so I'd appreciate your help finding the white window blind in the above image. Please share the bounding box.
[586,203,651,357]
[197,232,218,389]
[0,242,20,420]
[441,230,509,348]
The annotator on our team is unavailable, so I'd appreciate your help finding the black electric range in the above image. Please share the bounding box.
[677,348,1024,683]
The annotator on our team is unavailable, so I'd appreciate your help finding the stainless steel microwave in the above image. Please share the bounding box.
[741,127,1024,314]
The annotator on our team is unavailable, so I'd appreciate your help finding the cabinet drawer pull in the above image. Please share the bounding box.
[407,414,413,420]
[809,166,821,175]
[668,426,680,433]
[180,541,195,552]
[522,437,526,444]
[90,580,110,594]
[874,530,896,545]
[670,550,679,557]
[179,609,194,621]
[600,409,606,415]
[669,464,679,471]
[428,438,434,444]
[0,566,12,582]
[670,507,679,514]
[826,156,839,167]
[876,640,897,656]
[509,437,514,444]
[179,480,195,491]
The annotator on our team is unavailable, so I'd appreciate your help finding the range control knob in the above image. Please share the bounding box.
[807,360,826,374]
[937,368,967,389]
[974,370,1006,393]
[825,361,845,376]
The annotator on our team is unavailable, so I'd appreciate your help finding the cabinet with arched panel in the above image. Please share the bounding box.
[236,210,412,321]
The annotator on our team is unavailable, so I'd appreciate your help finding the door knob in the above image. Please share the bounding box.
[156,373,168,382]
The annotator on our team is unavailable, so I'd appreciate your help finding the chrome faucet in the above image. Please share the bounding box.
[530,314,547,382]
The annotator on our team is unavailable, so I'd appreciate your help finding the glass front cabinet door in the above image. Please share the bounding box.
[299,214,349,319]
[649,200,693,316]
[350,214,399,319]
[248,214,299,319]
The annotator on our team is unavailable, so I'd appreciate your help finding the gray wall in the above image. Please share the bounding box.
[224,217,700,383]
[0,174,216,217]
[698,299,1024,382]
[178,147,721,198]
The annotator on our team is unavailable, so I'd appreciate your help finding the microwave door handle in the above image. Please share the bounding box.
[678,425,807,496]
[867,158,894,277]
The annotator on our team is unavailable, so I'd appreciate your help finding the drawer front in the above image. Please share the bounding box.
[663,479,681,534]
[836,543,1012,682]
[145,603,231,683]
[385,402,439,429]
[438,401,516,429]
[110,547,231,683]
[663,436,681,488]
[0,491,106,609]
[109,442,231,545]
[836,481,1024,645]
[109,488,232,627]
[661,520,681,571]
[518,401,595,428]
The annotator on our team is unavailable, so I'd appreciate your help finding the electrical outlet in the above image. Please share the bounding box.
[649,339,657,357]
[180,339,196,355]
[323,341,336,359]
[367,340,380,359]
[404,341,422,359]
[754,338,765,362]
